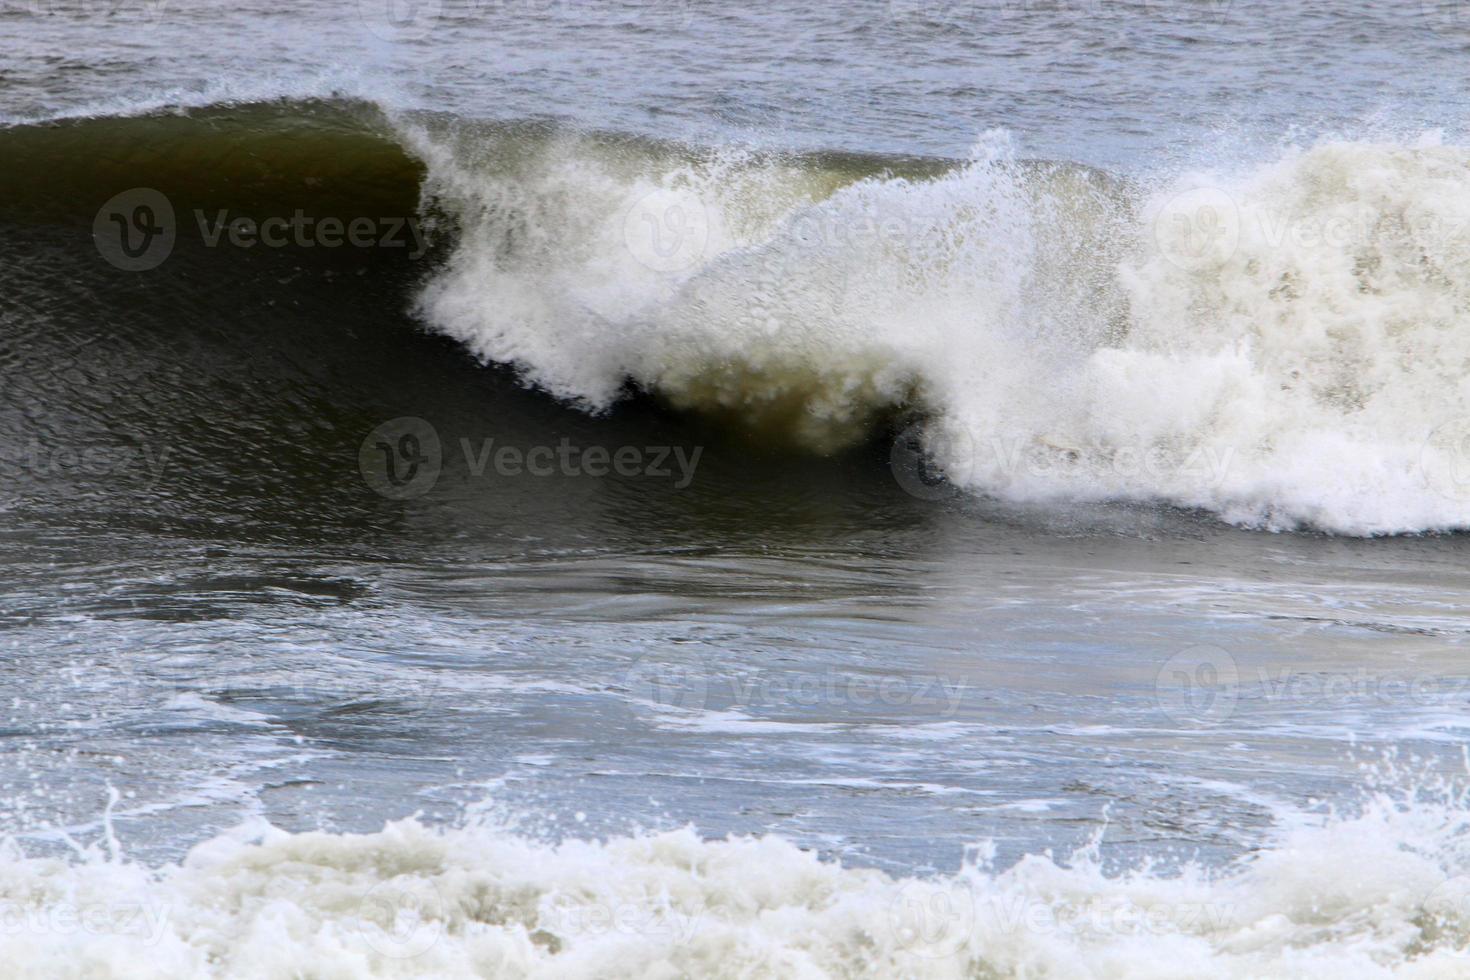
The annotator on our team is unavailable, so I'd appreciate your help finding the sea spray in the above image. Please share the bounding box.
[404,121,1470,534]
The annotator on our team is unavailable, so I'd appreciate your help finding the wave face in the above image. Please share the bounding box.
[8,102,1470,535]
[10,784,1470,978]
[401,118,1470,535]
[405,123,1130,454]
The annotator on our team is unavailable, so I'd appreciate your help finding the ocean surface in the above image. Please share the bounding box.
[7,1,1470,975]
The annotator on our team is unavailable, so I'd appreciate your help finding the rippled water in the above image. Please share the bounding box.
[7,1,1470,165]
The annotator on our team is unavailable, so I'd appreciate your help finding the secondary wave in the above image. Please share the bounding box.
[8,776,1470,978]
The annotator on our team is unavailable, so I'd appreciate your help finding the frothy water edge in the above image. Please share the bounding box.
[10,765,1470,978]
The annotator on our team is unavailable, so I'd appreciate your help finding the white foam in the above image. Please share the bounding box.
[7,785,1470,977]
[405,124,1470,535]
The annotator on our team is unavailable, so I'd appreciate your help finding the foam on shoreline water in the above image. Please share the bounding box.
[6,782,1470,978]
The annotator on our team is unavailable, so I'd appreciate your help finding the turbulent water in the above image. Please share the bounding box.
[8,1,1470,977]
[405,115,1470,534]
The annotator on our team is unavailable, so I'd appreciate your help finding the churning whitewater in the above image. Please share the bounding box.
[9,778,1470,979]
[405,117,1470,536]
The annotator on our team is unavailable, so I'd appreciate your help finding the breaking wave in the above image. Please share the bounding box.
[406,117,1470,536]
[10,100,1470,534]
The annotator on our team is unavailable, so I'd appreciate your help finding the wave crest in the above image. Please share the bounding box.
[408,121,1470,533]
[10,103,1470,534]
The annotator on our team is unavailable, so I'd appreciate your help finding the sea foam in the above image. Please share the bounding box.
[7,781,1470,978]
[406,122,1470,535]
